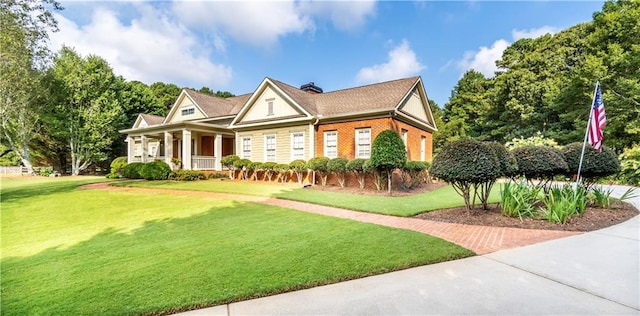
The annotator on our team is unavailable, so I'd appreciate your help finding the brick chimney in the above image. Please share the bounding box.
[300,82,323,94]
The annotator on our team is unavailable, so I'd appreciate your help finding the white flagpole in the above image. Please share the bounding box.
[574,81,599,190]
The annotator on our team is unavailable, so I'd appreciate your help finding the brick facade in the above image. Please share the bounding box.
[315,117,433,162]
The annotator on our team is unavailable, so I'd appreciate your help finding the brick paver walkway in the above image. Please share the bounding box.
[82,182,580,254]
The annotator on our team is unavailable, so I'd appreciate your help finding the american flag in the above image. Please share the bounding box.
[587,81,607,151]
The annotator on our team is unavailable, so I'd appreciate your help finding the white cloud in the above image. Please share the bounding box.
[356,40,425,84]
[456,26,559,78]
[49,3,232,87]
[457,39,509,78]
[298,1,376,31]
[172,1,313,47]
[512,25,559,40]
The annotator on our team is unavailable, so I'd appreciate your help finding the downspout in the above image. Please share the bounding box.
[312,116,320,185]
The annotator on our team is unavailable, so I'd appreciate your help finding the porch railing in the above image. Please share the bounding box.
[192,156,216,170]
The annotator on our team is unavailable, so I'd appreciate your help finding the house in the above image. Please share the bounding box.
[120,76,438,171]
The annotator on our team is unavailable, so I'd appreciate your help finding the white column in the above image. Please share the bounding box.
[214,133,223,170]
[164,132,173,167]
[182,129,192,170]
[127,136,135,163]
[141,135,148,163]
[308,124,315,159]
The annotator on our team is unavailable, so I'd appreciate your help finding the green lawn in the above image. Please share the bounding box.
[117,179,502,216]
[1,177,474,315]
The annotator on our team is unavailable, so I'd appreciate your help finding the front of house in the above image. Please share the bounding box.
[120,76,437,171]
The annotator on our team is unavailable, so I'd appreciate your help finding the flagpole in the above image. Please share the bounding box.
[574,81,600,190]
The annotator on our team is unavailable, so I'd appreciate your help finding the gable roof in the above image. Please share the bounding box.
[140,113,164,126]
[183,89,245,117]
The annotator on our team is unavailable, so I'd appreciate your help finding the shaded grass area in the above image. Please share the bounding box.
[117,180,502,216]
[0,176,107,204]
[1,178,474,316]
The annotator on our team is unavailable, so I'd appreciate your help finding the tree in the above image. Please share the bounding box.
[0,0,62,173]
[327,157,349,188]
[346,158,368,189]
[220,154,239,179]
[289,159,307,184]
[149,82,181,114]
[370,130,407,194]
[511,145,568,191]
[307,157,330,186]
[44,47,124,175]
[561,142,620,190]
[430,139,501,210]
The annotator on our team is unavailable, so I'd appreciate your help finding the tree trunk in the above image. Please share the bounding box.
[387,169,392,195]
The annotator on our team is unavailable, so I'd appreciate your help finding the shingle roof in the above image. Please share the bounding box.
[269,76,419,117]
[140,113,164,126]
[184,89,247,118]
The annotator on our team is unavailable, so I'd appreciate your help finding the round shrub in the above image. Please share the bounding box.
[307,157,330,172]
[485,142,518,178]
[109,156,128,178]
[346,158,367,173]
[370,130,407,171]
[430,139,500,209]
[289,159,307,171]
[511,145,568,180]
[168,170,206,181]
[221,155,240,169]
[233,158,251,170]
[327,158,349,173]
[139,161,171,180]
[562,142,620,179]
[123,162,144,179]
[431,139,500,183]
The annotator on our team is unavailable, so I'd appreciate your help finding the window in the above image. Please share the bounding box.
[241,137,252,159]
[265,134,276,162]
[324,131,337,158]
[267,101,274,116]
[291,132,305,160]
[355,128,371,158]
[420,136,426,161]
[401,129,408,149]
[181,107,195,116]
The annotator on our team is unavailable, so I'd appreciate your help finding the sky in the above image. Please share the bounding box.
[49,1,606,107]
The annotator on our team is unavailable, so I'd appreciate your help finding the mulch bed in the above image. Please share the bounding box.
[415,202,638,232]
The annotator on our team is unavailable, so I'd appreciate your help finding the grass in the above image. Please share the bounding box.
[117,179,503,216]
[1,177,474,315]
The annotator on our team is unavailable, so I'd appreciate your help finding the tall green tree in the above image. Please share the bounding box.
[44,47,124,175]
[0,0,61,172]
[149,81,181,114]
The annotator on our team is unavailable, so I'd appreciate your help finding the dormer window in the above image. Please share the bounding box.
[181,107,195,116]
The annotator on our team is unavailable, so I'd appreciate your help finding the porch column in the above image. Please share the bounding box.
[164,131,173,167]
[182,129,192,170]
[214,133,222,170]
[127,136,135,163]
[141,135,148,163]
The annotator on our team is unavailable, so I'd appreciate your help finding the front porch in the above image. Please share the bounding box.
[125,127,234,171]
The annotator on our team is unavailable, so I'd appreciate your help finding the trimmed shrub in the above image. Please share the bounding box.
[261,162,278,181]
[307,157,330,186]
[346,158,368,189]
[246,161,262,181]
[400,161,430,190]
[619,145,640,186]
[207,172,227,179]
[486,142,518,179]
[109,156,128,178]
[168,170,206,181]
[233,158,252,180]
[430,139,500,210]
[221,154,240,179]
[562,142,620,190]
[364,158,385,191]
[370,130,407,194]
[123,162,144,179]
[327,158,349,188]
[511,145,568,190]
[275,163,289,183]
[289,159,307,184]
[139,161,171,180]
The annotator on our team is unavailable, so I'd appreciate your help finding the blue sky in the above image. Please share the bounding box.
[50,1,605,107]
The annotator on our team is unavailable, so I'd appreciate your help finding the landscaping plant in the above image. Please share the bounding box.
[511,145,568,192]
[542,184,586,224]
[168,170,206,181]
[327,158,349,188]
[233,158,251,180]
[346,158,368,189]
[400,161,430,190]
[123,162,144,179]
[430,139,501,210]
[275,164,289,183]
[307,157,330,186]
[261,162,277,182]
[289,159,307,184]
[590,186,613,208]
[618,145,640,186]
[500,181,541,221]
[370,130,407,194]
[139,161,171,180]
[562,142,620,191]
[220,155,240,179]
[108,156,127,178]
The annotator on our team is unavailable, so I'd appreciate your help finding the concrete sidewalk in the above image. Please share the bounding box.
[177,186,640,315]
